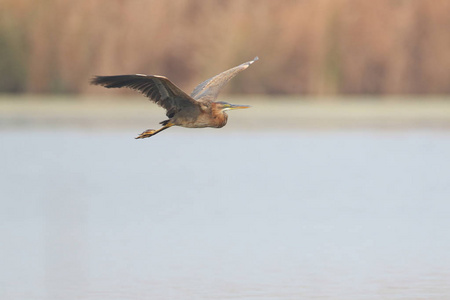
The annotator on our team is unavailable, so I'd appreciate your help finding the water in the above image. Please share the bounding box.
[1,129,450,299]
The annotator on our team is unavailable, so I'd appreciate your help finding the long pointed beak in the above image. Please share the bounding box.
[229,104,251,110]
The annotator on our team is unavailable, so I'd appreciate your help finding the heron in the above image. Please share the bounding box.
[91,57,258,139]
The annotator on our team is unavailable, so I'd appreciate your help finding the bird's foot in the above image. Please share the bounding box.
[135,129,156,139]
[135,123,173,139]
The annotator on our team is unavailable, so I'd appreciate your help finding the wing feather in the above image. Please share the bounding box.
[91,74,199,117]
[191,57,258,102]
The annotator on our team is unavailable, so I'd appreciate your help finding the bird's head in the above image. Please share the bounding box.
[214,101,251,112]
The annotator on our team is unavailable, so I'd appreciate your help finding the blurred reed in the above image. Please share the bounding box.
[2,0,450,95]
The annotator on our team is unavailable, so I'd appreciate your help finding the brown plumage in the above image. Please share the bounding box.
[90,57,258,139]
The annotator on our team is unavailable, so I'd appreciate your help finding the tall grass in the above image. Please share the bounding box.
[2,0,450,95]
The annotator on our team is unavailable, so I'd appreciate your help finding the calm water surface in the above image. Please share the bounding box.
[1,129,450,299]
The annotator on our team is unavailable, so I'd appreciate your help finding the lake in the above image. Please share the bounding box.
[1,128,450,299]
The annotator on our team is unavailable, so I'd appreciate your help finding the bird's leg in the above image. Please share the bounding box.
[135,123,173,139]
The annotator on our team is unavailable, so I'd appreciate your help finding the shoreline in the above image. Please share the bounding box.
[1,95,450,130]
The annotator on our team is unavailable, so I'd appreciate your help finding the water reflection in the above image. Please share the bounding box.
[1,130,450,299]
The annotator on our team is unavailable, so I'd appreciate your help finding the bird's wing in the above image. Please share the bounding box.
[190,57,258,102]
[91,74,199,117]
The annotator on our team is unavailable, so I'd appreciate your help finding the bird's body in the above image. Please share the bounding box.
[91,57,258,138]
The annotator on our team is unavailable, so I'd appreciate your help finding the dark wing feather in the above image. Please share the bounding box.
[91,74,199,117]
[190,57,258,102]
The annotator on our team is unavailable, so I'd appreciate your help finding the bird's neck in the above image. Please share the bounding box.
[211,106,228,128]
[218,112,228,128]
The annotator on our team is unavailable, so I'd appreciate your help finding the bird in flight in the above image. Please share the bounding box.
[91,57,258,139]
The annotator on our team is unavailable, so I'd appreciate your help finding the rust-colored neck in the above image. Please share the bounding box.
[211,106,228,128]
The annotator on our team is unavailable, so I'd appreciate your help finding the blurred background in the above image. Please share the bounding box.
[2,0,450,94]
[1,1,450,300]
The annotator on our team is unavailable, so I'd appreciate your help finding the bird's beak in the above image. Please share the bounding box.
[229,104,251,110]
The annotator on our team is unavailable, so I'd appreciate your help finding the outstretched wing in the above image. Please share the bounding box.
[190,57,259,102]
[91,74,199,117]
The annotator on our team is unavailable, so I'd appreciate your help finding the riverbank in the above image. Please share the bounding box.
[1,95,450,130]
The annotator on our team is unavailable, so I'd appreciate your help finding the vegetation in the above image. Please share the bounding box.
[2,0,450,95]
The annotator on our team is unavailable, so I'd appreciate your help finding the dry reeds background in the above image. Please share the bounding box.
[2,0,450,95]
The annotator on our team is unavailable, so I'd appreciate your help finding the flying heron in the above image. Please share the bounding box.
[91,57,258,139]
